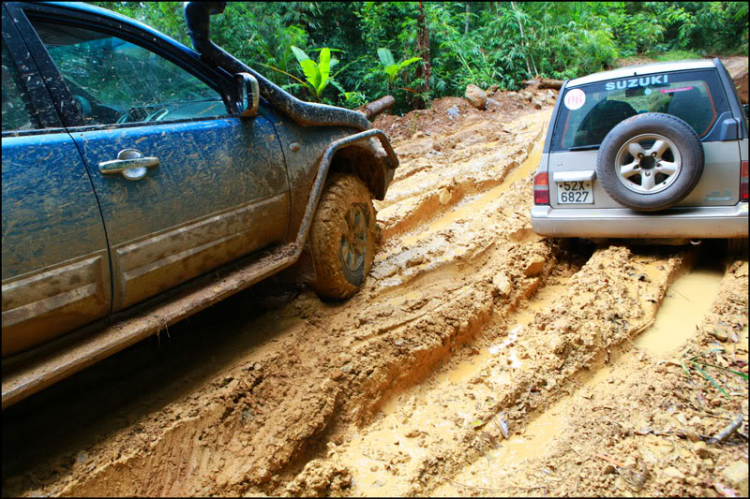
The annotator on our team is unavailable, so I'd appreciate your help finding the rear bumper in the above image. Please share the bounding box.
[531,202,749,238]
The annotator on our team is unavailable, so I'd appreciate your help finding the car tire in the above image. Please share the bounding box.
[597,113,704,212]
[309,173,376,300]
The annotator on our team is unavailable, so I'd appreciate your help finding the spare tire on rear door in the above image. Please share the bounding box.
[596,112,704,212]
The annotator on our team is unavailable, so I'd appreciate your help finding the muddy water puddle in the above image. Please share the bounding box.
[634,264,724,356]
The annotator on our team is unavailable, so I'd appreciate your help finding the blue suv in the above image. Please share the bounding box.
[1,2,399,407]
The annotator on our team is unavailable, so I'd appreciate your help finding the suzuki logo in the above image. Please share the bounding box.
[605,74,669,91]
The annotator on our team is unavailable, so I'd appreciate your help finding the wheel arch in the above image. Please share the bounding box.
[328,143,386,200]
[326,136,397,200]
[293,129,397,251]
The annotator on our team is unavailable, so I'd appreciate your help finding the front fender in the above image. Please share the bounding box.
[296,129,398,247]
[325,130,398,200]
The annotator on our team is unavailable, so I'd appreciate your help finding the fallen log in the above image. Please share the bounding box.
[358,95,396,120]
[523,77,563,90]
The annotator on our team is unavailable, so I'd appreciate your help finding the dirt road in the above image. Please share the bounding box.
[2,88,748,497]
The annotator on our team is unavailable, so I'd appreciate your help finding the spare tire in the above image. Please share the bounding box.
[597,113,704,212]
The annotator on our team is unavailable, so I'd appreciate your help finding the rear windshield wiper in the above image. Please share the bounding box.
[568,144,600,151]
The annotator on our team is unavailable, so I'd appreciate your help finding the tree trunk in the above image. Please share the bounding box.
[412,1,431,110]
[464,3,470,35]
[358,95,396,120]
[523,77,563,89]
[510,2,536,78]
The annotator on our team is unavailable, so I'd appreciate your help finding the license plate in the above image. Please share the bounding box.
[557,180,593,204]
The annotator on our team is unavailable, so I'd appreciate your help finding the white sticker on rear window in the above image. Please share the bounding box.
[564,88,586,110]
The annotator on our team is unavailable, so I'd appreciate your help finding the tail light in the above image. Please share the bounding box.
[741,160,748,201]
[533,171,549,205]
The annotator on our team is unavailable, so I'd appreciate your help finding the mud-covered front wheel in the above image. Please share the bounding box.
[309,173,376,300]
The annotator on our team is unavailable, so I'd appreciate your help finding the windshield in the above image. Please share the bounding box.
[550,69,729,152]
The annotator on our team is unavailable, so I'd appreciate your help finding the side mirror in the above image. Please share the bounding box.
[234,72,259,118]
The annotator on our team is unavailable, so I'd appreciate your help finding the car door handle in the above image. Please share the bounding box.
[99,149,160,180]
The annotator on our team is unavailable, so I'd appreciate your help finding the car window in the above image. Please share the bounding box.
[2,43,41,132]
[551,69,729,151]
[30,21,226,126]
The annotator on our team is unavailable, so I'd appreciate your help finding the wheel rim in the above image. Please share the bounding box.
[614,134,682,194]
[340,204,368,272]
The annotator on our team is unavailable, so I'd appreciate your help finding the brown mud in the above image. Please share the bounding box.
[2,84,748,498]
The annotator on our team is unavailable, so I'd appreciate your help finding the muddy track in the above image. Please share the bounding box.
[2,91,748,498]
[283,244,694,496]
[432,257,748,497]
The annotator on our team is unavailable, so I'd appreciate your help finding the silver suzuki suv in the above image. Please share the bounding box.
[531,59,748,245]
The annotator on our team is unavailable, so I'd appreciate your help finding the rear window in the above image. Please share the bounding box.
[551,69,729,152]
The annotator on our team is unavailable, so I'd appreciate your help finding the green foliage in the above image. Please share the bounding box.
[342,91,368,108]
[683,348,748,400]
[376,48,421,86]
[92,1,748,111]
[289,46,338,102]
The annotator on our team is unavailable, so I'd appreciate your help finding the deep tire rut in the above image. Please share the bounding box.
[284,245,693,496]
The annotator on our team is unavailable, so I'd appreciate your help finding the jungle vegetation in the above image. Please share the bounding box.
[93,2,749,113]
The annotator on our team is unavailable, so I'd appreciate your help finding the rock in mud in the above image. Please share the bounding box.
[524,255,546,277]
[522,91,533,102]
[692,441,712,458]
[438,187,452,205]
[465,84,487,110]
[492,272,512,297]
[685,428,701,442]
[709,328,729,342]
[406,254,424,267]
[722,461,749,496]
[662,466,686,482]
[551,335,569,356]
[532,99,543,110]
[447,105,460,118]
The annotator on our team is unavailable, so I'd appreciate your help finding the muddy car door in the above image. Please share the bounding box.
[16,5,290,312]
[1,9,111,356]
